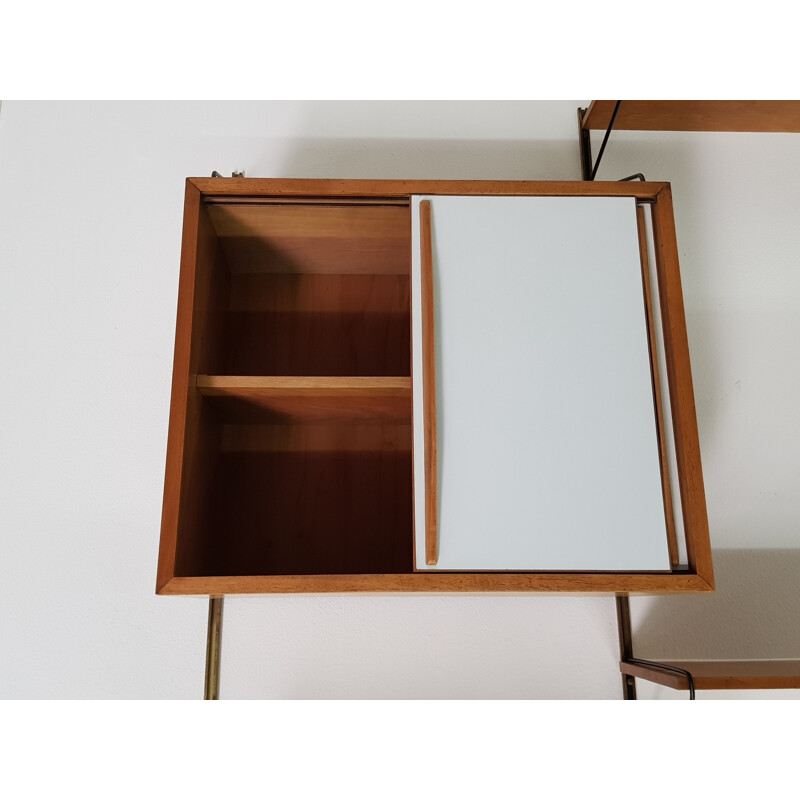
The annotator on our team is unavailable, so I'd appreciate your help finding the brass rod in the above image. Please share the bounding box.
[204,596,224,700]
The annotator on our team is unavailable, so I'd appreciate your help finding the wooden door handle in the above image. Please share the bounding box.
[420,200,438,565]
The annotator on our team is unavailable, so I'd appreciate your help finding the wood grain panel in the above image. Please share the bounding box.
[172,201,230,578]
[158,183,229,589]
[222,273,411,377]
[651,187,714,587]
[157,181,202,591]
[637,205,679,566]
[620,660,800,691]
[208,204,409,240]
[204,196,409,206]
[229,273,409,314]
[582,100,800,132]
[224,310,410,376]
[203,446,413,577]
[221,423,413,453]
[206,204,411,274]
[158,572,714,595]
[198,375,411,392]
[197,376,412,424]
[191,178,666,200]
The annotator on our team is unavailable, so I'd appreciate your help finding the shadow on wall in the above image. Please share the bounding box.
[250,138,583,181]
[634,548,800,660]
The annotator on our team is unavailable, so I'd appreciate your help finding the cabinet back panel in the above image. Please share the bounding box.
[220,422,412,452]
[224,309,410,376]
[229,273,410,313]
[206,393,413,425]
[207,445,413,576]
[223,269,411,377]
[206,204,411,275]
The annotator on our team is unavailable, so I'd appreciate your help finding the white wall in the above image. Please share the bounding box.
[1,101,798,699]
[596,127,800,699]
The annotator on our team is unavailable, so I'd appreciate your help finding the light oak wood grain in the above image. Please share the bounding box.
[204,197,410,206]
[198,375,411,392]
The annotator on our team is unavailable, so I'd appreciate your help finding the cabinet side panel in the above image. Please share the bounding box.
[158,188,230,589]
[157,182,202,590]
[174,204,231,577]
[651,187,713,585]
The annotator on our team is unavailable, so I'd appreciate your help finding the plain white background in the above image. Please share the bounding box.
[1,101,799,703]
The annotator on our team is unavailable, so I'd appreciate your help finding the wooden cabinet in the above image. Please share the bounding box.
[157,178,713,595]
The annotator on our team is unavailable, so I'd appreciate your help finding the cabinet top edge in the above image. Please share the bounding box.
[187,177,669,200]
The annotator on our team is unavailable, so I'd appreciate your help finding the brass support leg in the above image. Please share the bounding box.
[204,596,224,700]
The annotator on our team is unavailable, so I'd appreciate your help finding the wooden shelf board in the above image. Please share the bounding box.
[157,572,713,595]
[198,375,411,393]
[621,660,800,691]
[197,375,412,424]
[582,101,800,132]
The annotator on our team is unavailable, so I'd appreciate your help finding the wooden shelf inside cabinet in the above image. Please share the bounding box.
[197,376,412,424]
[620,660,800,692]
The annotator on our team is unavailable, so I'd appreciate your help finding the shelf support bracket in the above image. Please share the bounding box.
[616,594,637,699]
[578,107,593,181]
[616,594,697,699]
[204,596,224,700]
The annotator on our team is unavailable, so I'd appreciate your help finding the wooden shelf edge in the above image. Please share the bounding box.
[197,376,413,426]
[621,659,800,691]
[188,177,668,200]
[158,572,714,596]
[197,375,412,396]
[581,100,800,132]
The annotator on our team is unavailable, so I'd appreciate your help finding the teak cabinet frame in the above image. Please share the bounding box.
[157,178,713,596]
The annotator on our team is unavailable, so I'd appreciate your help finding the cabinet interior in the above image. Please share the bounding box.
[173,199,414,578]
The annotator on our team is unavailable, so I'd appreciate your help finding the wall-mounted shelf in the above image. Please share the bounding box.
[620,659,800,692]
[581,100,800,133]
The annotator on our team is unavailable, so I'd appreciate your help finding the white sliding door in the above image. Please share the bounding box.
[411,195,671,571]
